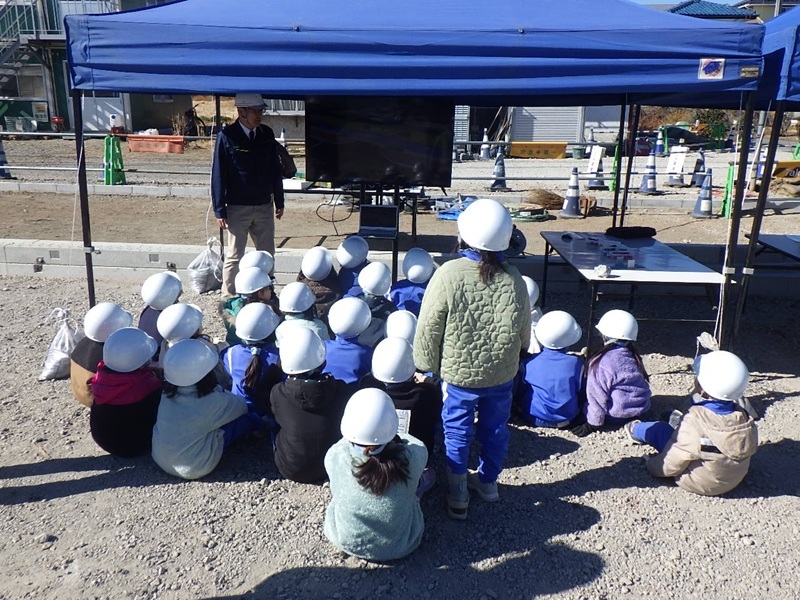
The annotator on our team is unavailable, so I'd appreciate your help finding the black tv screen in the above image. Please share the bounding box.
[305,96,455,188]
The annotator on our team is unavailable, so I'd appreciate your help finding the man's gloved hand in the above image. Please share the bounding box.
[570,423,598,438]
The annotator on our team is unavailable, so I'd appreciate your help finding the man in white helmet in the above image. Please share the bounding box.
[212,93,285,297]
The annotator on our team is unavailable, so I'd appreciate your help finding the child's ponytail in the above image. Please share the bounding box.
[353,436,410,495]
[243,345,264,393]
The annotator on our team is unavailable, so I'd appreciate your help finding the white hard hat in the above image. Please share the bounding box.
[535,310,582,350]
[596,309,638,342]
[141,271,182,310]
[279,281,316,313]
[103,327,158,373]
[372,337,416,384]
[336,236,369,269]
[358,262,392,296]
[83,302,134,343]
[157,303,203,345]
[239,250,274,274]
[384,310,417,343]
[235,303,280,343]
[234,93,266,108]
[235,267,273,296]
[341,388,399,446]
[521,276,540,308]
[328,297,372,338]
[163,338,218,387]
[693,351,750,401]
[457,198,513,252]
[301,246,333,282]
[279,327,326,375]
[402,248,434,284]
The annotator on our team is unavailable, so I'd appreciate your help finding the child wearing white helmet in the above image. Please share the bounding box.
[70,302,133,407]
[89,327,162,458]
[388,247,435,317]
[514,310,584,428]
[322,297,374,384]
[520,276,544,354]
[570,310,651,437]
[137,271,182,349]
[626,350,758,496]
[324,388,427,561]
[152,339,265,480]
[219,265,279,346]
[359,337,442,497]
[274,281,331,346]
[221,303,283,416]
[296,246,342,323]
[336,235,370,297]
[269,328,351,483]
[356,261,397,348]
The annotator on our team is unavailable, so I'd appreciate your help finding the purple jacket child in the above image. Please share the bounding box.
[585,345,651,427]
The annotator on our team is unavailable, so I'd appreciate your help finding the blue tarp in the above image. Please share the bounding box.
[65,0,764,103]
[763,7,800,105]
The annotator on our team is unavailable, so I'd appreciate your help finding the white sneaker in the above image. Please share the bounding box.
[624,420,643,445]
[467,471,500,502]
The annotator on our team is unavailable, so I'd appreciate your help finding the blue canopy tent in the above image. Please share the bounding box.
[64,0,765,314]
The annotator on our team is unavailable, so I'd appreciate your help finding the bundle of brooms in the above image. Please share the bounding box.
[525,188,597,215]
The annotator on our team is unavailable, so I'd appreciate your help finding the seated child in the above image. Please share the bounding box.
[336,235,370,297]
[137,271,182,348]
[90,327,162,458]
[240,249,275,276]
[297,246,341,323]
[152,339,264,480]
[384,310,417,345]
[270,328,351,483]
[221,303,283,416]
[626,350,758,496]
[388,247,434,316]
[571,309,651,437]
[275,282,331,346]
[521,276,544,354]
[356,262,397,348]
[70,302,133,407]
[323,297,373,384]
[324,388,427,562]
[515,310,584,428]
[359,337,442,496]
[219,266,278,346]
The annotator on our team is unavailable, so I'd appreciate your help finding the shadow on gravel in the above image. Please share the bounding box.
[726,438,800,499]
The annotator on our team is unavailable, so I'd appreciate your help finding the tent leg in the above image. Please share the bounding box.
[610,98,627,228]
[732,102,785,343]
[620,104,640,228]
[718,92,756,350]
[72,90,96,308]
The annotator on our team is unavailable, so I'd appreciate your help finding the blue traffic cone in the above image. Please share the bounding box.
[480,128,491,160]
[489,146,510,191]
[587,157,609,190]
[655,129,666,157]
[691,150,706,187]
[560,168,584,219]
[638,151,661,195]
[692,169,715,218]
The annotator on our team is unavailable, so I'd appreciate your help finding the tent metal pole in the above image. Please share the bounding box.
[610,98,627,228]
[718,91,756,350]
[620,104,640,228]
[732,101,785,341]
[72,90,96,308]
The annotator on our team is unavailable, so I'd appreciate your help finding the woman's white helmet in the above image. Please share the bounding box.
[402,248,434,284]
[301,246,334,282]
[336,236,369,269]
[163,338,218,387]
[235,303,280,343]
[457,198,513,252]
[328,297,372,338]
[384,310,417,343]
[83,302,134,343]
[279,327,326,375]
[279,282,316,313]
[157,303,203,345]
[596,309,638,342]
[693,351,749,401]
[372,337,416,384]
[521,276,540,308]
[358,262,392,297]
[535,310,582,350]
[103,327,158,373]
[141,271,182,310]
[340,388,398,446]
[235,266,273,296]
[239,250,274,274]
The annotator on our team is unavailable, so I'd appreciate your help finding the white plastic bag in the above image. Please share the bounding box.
[38,308,83,381]
[188,237,223,294]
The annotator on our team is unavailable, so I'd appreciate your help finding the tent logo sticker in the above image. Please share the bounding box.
[698,58,725,80]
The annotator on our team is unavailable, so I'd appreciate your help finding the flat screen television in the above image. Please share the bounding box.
[305,96,455,188]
